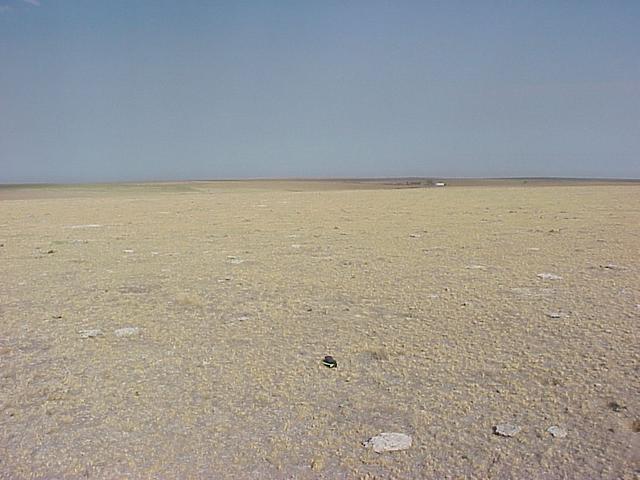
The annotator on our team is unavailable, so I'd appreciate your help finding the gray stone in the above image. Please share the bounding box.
[494,423,521,437]
[547,426,567,438]
[114,327,140,337]
[537,273,562,280]
[79,329,103,339]
[363,432,412,453]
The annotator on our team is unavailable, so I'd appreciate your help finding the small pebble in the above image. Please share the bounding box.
[537,273,562,280]
[115,327,140,337]
[78,329,103,339]
[322,355,337,368]
[547,426,567,438]
[494,423,521,437]
[608,401,626,412]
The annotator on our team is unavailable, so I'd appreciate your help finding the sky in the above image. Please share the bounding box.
[1,1,639,183]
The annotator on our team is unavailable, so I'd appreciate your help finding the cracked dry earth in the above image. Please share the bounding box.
[0,181,639,479]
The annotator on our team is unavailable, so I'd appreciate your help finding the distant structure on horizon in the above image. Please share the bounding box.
[435,182,446,187]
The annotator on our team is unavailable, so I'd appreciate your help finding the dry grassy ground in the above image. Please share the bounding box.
[0,181,639,479]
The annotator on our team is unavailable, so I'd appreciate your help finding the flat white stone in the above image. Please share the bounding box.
[602,263,625,270]
[547,426,567,438]
[364,432,412,453]
[114,327,140,337]
[69,224,103,229]
[494,423,521,437]
[537,273,562,280]
[78,329,103,339]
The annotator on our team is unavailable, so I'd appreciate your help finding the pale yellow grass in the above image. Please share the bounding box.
[0,182,639,478]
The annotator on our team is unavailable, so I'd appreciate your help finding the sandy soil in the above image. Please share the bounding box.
[0,181,639,479]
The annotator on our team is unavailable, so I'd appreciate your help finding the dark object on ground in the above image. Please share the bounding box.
[46,249,55,254]
[609,401,626,412]
[322,355,337,368]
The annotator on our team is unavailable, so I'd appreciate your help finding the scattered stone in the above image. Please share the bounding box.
[69,224,103,229]
[322,355,337,368]
[114,327,140,337]
[364,432,412,453]
[78,329,103,339]
[227,256,244,264]
[52,314,63,319]
[547,426,567,438]
[545,311,564,319]
[46,249,55,254]
[118,285,149,294]
[409,233,421,238]
[123,249,134,254]
[601,263,625,270]
[291,244,302,249]
[494,423,521,437]
[465,264,487,270]
[608,401,626,412]
[537,273,563,280]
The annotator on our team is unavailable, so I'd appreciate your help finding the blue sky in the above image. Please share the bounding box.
[1,1,639,183]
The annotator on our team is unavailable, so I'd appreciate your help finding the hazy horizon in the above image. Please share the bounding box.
[2,1,639,183]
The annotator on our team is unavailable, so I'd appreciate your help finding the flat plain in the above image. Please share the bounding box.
[0,180,639,479]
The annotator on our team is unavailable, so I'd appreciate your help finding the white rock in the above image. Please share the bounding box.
[114,327,140,337]
[78,329,103,339]
[69,224,103,229]
[602,263,625,270]
[363,432,412,453]
[494,423,521,437]
[545,312,562,318]
[547,426,567,438]
[537,273,563,280]
[465,264,487,270]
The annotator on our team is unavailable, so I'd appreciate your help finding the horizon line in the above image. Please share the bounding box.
[2,175,640,188]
